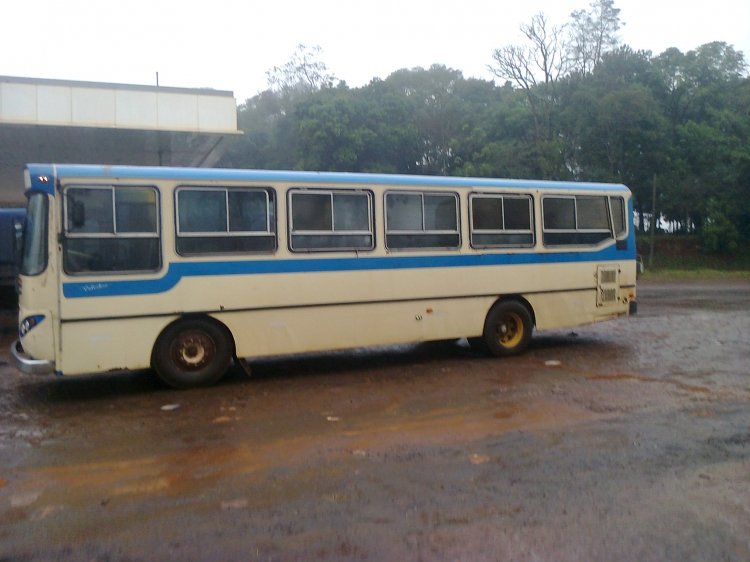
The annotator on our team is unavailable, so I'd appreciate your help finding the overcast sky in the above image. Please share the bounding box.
[1,0,748,102]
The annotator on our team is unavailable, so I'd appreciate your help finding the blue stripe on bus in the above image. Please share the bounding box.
[61,244,635,299]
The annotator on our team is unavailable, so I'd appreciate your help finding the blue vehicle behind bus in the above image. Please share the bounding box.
[0,207,24,288]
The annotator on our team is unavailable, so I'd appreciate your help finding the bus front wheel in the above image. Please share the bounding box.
[483,301,533,357]
[152,318,232,389]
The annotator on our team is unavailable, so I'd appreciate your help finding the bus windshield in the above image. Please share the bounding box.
[20,193,48,276]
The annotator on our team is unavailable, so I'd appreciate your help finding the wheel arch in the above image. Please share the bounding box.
[488,294,536,328]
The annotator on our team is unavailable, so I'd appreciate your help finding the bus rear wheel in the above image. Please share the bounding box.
[152,318,232,389]
[483,301,533,357]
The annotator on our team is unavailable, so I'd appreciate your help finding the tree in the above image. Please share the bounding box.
[221,89,296,170]
[701,198,740,254]
[568,0,623,75]
[488,13,569,177]
[220,28,750,253]
[488,13,568,93]
[384,65,468,175]
[265,44,337,97]
[654,42,747,132]
[652,42,749,233]
[556,46,672,231]
[289,81,423,173]
[223,45,338,172]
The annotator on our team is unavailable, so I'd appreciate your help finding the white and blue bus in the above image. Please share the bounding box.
[12,164,637,388]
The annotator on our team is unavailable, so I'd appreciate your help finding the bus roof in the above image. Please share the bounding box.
[25,163,630,195]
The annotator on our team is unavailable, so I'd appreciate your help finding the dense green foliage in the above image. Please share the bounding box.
[220,8,750,252]
[637,236,750,273]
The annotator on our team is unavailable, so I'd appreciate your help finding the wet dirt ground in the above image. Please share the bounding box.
[0,280,749,562]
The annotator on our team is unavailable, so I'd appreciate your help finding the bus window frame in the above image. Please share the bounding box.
[609,195,628,240]
[174,185,277,256]
[61,184,162,276]
[384,190,461,251]
[541,194,614,248]
[468,192,535,249]
[287,188,375,253]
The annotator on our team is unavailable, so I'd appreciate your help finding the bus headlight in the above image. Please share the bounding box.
[20,315,45,337]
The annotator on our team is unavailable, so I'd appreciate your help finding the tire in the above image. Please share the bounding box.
[483,301,533,357]
[152,318,232,389]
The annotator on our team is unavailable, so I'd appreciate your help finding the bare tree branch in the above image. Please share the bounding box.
[266,44,337,97]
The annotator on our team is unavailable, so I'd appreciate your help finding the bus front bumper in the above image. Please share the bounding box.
[11,340,56,375]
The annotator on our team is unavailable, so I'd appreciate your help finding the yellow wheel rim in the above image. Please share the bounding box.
[495,311,524,349]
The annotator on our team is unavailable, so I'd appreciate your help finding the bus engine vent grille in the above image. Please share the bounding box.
[600,288,617,303]
[596,266,619,307]
[600,269,617,285]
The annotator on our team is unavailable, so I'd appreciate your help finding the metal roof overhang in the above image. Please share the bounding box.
[0,76,240,205]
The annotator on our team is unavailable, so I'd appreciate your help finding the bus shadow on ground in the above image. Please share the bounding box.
[14,369,166,406]
[244,339,478,381]
[13,340,479,405]
[12,333,619,406]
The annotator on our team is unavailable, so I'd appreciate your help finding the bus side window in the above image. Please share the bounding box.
[66,188,114,234]
[470,194,534,248]
[288,189,374,252]
[542,195,612,247]
[609,196,626,238]
[175,187,276,255]
[63,186,161,275]
[385,191,460,250]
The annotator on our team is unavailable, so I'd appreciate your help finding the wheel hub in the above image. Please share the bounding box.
[496,314,521,346]
[171,331,215,371]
